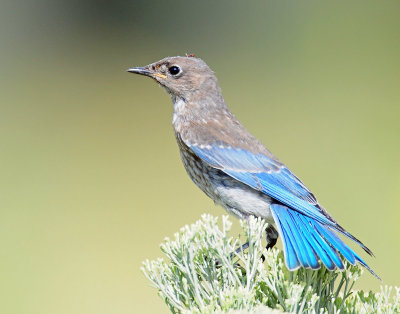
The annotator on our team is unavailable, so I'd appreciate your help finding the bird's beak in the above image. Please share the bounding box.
[127,67,152,76]
[127,66,167,79]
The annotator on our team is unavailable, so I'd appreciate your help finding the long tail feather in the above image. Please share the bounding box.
[270,204,380,279]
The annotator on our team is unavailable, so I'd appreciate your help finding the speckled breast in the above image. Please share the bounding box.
[176,134,221,201]
[174,133,274,222]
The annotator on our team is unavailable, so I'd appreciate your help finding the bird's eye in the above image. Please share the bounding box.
[168,66,181,76]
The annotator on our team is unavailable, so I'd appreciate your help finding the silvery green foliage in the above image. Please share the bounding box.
[142,215,399,313]
[339,286,400,313]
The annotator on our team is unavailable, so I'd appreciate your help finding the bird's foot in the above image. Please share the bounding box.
[265,224,278,250]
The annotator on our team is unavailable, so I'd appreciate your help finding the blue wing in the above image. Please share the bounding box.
[188,144,378,273]
[189,144,337,229]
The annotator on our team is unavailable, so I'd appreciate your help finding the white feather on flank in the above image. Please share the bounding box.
[213,181,274,223]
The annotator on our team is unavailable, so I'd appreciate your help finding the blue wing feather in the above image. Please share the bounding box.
[190,145,334,227]
[296,213,342,270]
[274,207,309,268]
[189,144,380,278]
[273,211,300,270]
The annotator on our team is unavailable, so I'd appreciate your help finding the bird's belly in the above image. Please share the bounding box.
[179,147,273,223]
[212,180,274,223]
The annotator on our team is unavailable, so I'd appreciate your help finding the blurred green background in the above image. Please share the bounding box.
[0,0,399,313]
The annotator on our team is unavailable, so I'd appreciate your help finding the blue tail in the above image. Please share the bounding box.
[270,204,380,279]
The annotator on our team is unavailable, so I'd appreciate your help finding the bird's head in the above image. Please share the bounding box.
[127,56,219,100]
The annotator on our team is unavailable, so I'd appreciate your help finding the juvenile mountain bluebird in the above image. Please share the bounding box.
[128,56,378,278]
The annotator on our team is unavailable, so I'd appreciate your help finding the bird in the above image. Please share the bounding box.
[127,55,379,278]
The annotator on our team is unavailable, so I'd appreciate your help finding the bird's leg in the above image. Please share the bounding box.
[259,224,279,262]
[231,241,249,258]
[227,220,279,263]
[231,221,278,260]
[213,243,247,269]
[265,224,279,250]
